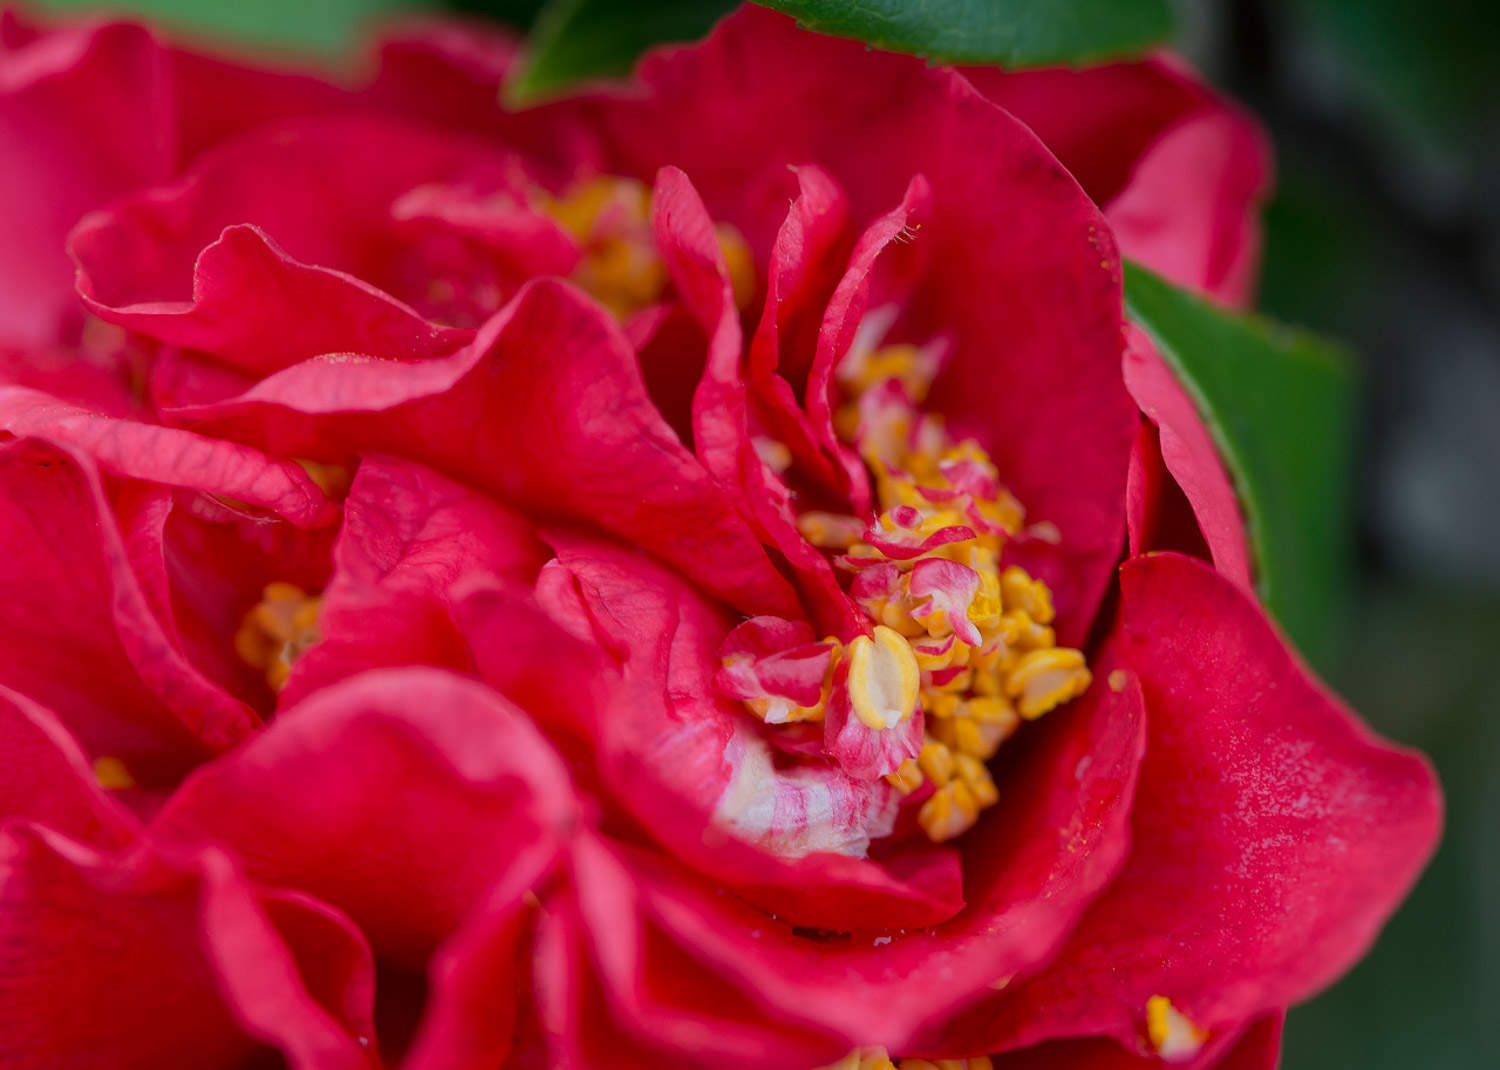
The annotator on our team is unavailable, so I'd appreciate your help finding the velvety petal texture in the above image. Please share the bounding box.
[0,6,1439,1070]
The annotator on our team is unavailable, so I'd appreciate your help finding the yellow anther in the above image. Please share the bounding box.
[798,511,866,550]
[716,222,756,310]
[1005,610,1056,652]
[295,458,353,501]
[234,582,322,691]
[885,758,924,794]
[898,1060,995,1070]
[918,777,980,842]
[999,566,1054,624]
[819,1049,897,1070]
[952,752,999,808]
[92,756,134,790]
[542,176,666,319]
[840,343,940,403]
[752,435,793,473]
[1146,996,1207,1062]
[847,626,920,730]
[1005,647,1092,720]
[917,739,956,787]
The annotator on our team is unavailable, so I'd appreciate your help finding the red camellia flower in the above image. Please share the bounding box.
[0,6,1439,1069]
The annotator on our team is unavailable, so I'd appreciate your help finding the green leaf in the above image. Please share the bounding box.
[31,0,419,55]
[504,0,738,106]
[1123,262,1357,672]
[759,0,1174,67]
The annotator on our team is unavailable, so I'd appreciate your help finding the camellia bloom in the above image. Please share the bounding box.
[0,7,1439,1070]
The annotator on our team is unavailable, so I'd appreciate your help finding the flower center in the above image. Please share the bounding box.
[720,331,1093,843]
[539,175,755,318]
[234,581,322,691]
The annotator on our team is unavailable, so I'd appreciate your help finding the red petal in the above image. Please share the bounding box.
[73,222,470,376]
[67,114,511,324]
[0,386,338,527]
[150,666,577,964]
[653,164,865,637]
[0,826,374,1069]
[167,279,801,617]
[1123,328,1251,587]
[0,438,258,762]
[0,15,173,344]
[1107,110,1271,307]
[587,664,1145,1047]
[971,554,1440,1053]
[805,174,932,514]
[588,8,1135,642]
[0,686,140,846]
[961,59,1210,206]
[283,455,546,703]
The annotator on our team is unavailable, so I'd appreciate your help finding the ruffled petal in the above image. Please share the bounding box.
[0,385,338,526]
[967,554,1440,1055]
[0,438,258,761]
[574,662,1145,1048]
[0,14,173,343]
[165,279,801,617]
[1123,327,1251,588]
[586,8,1135,642]
[283,455,547,703]
[150,666,577,964]
[72,222,470,376]
[1107,108,1271,307]
[0,686,140,846]
[0,825,374,1069]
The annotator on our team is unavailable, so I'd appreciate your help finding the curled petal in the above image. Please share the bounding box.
[962,555,1440,1055]
[0,686,140,847]
[0,826,375,1069]
[0,438,258,760]
[151,667,577,964]
[908,557,984,646]
[165,279,801,618]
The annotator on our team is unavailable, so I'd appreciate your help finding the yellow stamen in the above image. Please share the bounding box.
[1005,648,1092,720]
[541,176,665,319]
[234,582,322,691]
[1146,996,1207,1062]
[798,511,867,550]
[92,756,134,790]
[716,222,756,310]
[295,458,353,501]
[847,626,920,730]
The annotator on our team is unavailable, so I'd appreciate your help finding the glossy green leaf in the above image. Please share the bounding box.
[760,0,1173,67]
[504,0,738,105]
[505,0,1173,106]
[32,0,419,54]
[1124,261,1357,670]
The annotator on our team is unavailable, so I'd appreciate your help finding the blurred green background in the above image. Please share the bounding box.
[28,0,1500,1066]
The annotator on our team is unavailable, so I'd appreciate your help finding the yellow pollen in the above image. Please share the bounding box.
[798,511,867,550]
[92,755,135,790]
[541,176,665,319]
[542,175,757,320]
[234,582,322,691]
[1146,996,1207,1062]
[1006,648,1092,720]
[847,626,920,730]
[295,458,353,500]
[1108,669,1128,692]
[716,222,757,310]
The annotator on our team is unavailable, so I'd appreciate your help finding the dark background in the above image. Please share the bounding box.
[29,0,1500,1065]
